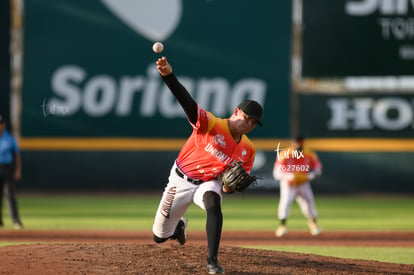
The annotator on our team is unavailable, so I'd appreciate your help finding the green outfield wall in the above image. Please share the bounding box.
[19,150,414,194]
[21,0,291,138]
[298,94,414,137]
[15,0,414,193]
[0,0,11,123]
[302,0,414,77]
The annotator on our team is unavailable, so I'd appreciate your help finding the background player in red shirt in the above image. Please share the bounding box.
[273,134,322,237]
[152,57,263,274]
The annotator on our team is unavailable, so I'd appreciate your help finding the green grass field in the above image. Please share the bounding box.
[1,194,413,264]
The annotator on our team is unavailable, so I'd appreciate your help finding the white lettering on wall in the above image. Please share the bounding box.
[327,97,414,130]
[327,98,374,129]
[346,0,414,16]
[346,0,414,43]
[50,65,84,114]
[48,64,267,118]
[83,76,116,116]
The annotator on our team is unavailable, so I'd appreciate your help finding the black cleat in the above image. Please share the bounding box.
[171,218,187,245]
[206,257,224,274]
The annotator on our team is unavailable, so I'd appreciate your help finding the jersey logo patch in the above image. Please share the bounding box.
[237,148,248,162]
[213,134,226,148]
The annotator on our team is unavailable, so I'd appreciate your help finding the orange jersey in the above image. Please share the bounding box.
[177,106,256,181]
[274,147,322,185]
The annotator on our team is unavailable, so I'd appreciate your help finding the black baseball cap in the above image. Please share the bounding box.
[295,133,305,142]
[237,100,263,126]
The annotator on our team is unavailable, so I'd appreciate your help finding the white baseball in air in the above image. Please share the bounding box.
[152,42,164,53]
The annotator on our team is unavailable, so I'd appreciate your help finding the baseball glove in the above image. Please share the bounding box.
[221,161,257,193]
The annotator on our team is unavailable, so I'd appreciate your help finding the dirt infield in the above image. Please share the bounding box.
[0,230,413,274]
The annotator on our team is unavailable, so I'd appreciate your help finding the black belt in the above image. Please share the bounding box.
[175,167,204,185]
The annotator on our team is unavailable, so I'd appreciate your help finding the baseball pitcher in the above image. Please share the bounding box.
[152,56,263,274]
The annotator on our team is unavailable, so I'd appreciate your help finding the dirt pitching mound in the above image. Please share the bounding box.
[0,243,413,275]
